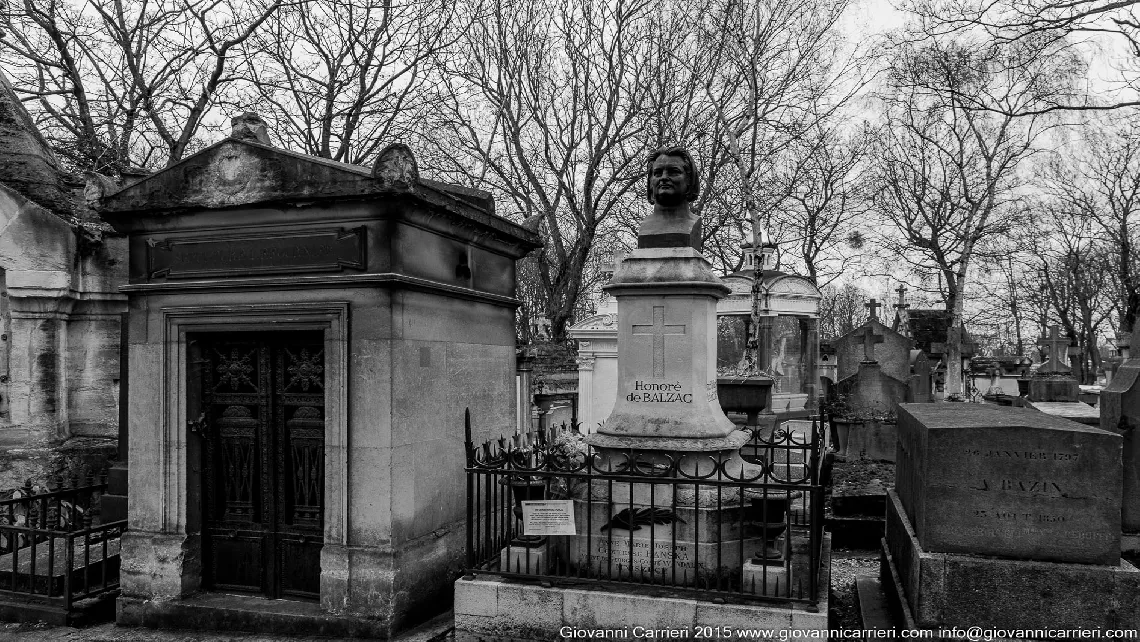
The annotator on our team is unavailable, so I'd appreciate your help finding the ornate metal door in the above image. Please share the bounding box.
[197,331,325,599]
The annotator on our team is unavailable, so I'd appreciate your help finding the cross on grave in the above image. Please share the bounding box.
[631,306,686,378]
[1036,325,1072,373]
[865,298,883,322]
[853,324,885,363]
[895,285,909,309]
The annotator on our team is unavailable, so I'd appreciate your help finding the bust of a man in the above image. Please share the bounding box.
[639,146,702,249]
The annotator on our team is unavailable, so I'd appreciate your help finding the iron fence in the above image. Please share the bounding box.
[0,480,125,610]
[464,410,826,608]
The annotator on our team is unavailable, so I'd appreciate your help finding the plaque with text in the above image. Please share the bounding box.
[147,226,366,279]
[522,500,576,536]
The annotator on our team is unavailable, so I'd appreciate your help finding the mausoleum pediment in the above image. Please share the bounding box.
[98,138,538,250]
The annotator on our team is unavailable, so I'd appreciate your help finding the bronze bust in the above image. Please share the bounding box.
[639,146,702,249]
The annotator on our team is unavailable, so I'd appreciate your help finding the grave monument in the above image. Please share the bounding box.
[576,147,755,578]
[455,147,829,638]
[97,118,541,637]
[883,403,1137,631]
[830,300,911,462]
[1023,325,1099,425]
[1099,324,1140,552]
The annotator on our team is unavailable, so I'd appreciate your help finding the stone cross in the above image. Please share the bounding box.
[895,285,909,308]
[865,298,882,322]
[632,306,686,378]
[853,324,884,363]
[1036,325,1072,373]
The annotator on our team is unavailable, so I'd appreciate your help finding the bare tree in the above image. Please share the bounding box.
[774,124,874,287]
[240,0,465,164]
[819,282,868,340]
[423,0,659,341]
[0,0,280,170]
[871,37,1067,395]
[1038,119,1140,338]
[901,0,1123,113]
[1021,199,1113,381]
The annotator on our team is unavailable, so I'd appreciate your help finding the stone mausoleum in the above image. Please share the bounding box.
[96,116,539,636]
[0,71,126,488]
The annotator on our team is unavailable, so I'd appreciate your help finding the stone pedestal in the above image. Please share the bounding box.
[579,237,754,588]
[500,543,549,575]
[742,559,789,596]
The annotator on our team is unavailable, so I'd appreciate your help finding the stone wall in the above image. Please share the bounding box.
[0,185,126,447]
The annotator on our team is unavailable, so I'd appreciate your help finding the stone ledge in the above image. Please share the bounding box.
[455,534,830,641]
[117,593,393,638]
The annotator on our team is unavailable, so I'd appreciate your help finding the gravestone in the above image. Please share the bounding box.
[884,403,1138,631]
[1024,325,1099,425]
[832,308,908,462]
[1099,325,1140,540]
[1027,325,1080,402]
[907,350,931,403]
[833,319,911,384]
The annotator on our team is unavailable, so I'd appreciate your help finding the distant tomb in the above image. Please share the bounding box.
[1024,325,1099,425]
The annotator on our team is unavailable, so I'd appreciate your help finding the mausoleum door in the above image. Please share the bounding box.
[195,331,325,600]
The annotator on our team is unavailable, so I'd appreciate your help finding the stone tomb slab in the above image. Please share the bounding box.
[895,403,1122,565]
[1023,400,1100,426]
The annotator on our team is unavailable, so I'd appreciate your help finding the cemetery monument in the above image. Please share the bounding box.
[455,147,829,638]
[882,403,1137,631]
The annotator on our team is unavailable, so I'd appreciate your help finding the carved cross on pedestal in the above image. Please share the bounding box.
[1036,325,1072,373]
[865,298,882,322]
[853,324,885,363]
[894,285,909,309]
[632,306,686,378]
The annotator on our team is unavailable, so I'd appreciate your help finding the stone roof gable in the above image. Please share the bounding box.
[98,138,540,248]
[0,72,77,217]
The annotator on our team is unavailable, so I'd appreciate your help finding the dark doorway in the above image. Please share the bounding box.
[190,331,325,600]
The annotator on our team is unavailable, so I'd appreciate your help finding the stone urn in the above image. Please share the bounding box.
[717,376,774,428]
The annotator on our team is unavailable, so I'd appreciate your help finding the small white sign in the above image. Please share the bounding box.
[522,500,577,536]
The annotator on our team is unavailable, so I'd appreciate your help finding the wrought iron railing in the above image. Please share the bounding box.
[464,410,826,608]
[0,479,125,610]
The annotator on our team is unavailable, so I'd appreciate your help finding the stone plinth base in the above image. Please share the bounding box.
[501,543,549,575]
[456,535,829,642]
[885,489,1140,631]
[742,559,789,596]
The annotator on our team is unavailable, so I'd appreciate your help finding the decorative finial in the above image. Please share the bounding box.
[372,142,419,190]
[229,111,272,146]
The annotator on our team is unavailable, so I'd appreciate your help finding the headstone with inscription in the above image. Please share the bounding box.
[1099,325,1140,542]
[576,147,755,583]
[883,403,1138,631]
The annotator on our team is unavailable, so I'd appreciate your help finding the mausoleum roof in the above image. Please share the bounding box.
[0,72,80,219]
[97,137,541,249]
